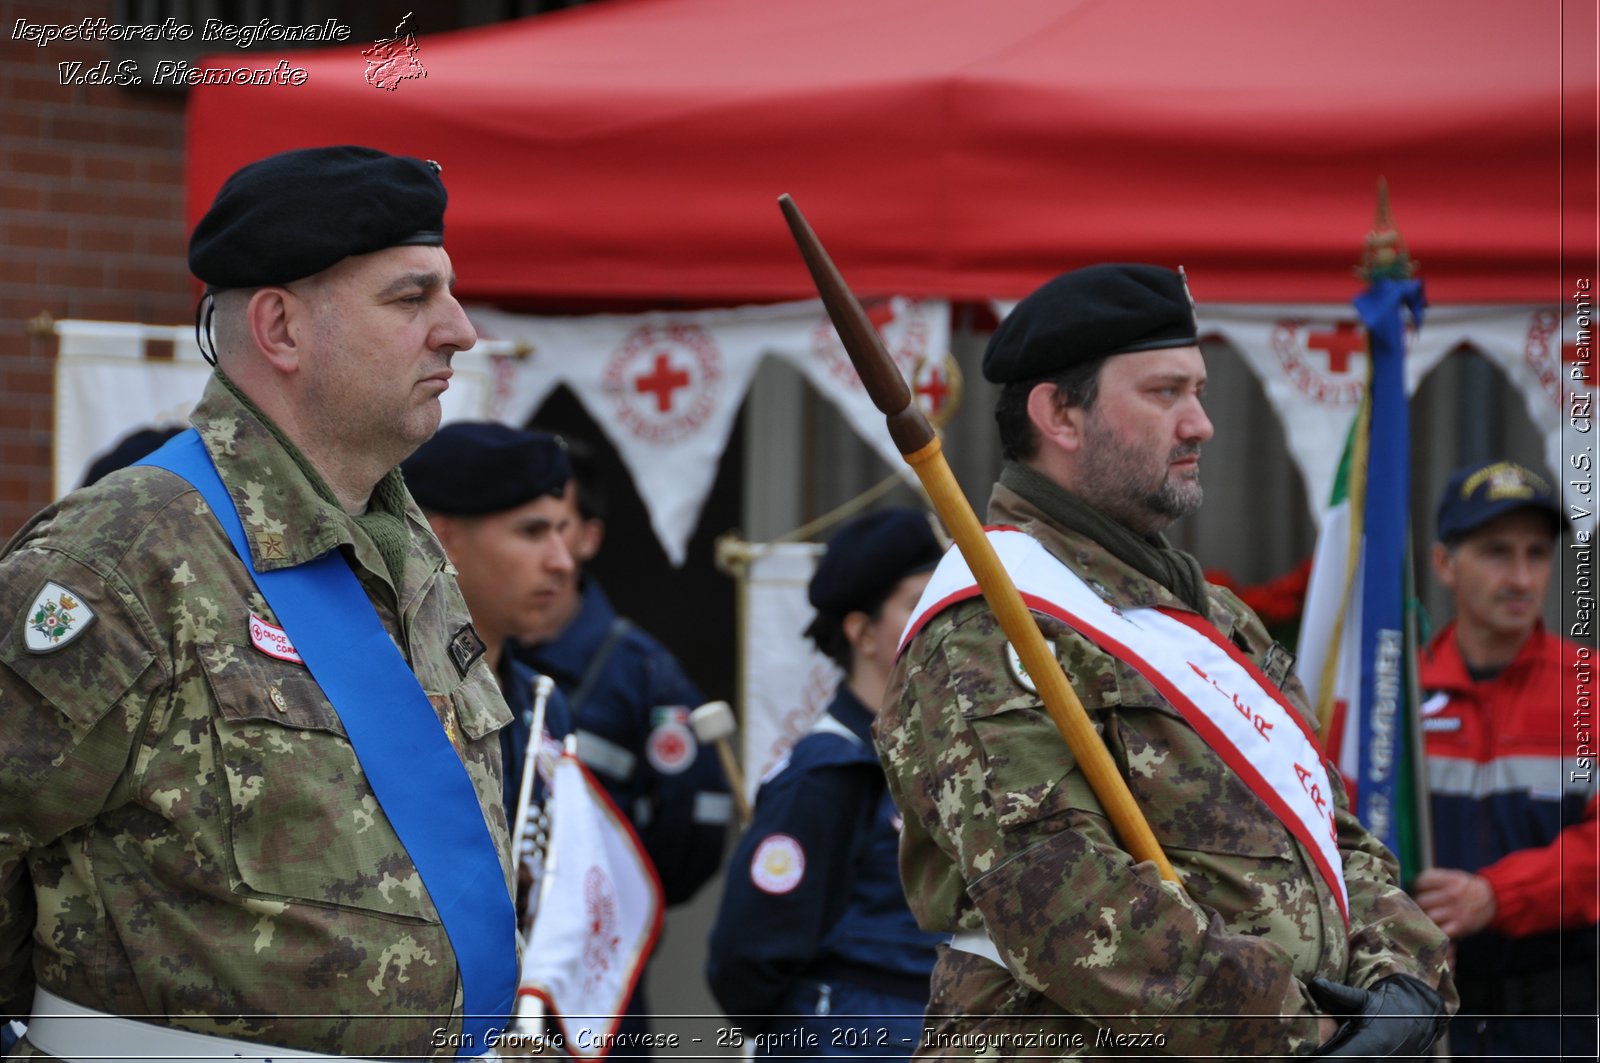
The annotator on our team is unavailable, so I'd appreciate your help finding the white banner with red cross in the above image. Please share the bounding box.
[465,298,951,565]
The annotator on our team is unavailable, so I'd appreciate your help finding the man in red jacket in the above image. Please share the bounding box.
[1414,459,1596,1061]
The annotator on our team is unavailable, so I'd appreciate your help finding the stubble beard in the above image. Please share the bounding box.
[1077,419,1205,536]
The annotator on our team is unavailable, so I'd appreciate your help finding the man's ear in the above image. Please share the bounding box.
[576,518,604,564]
[1429,541,1456,593]
[1025,381,1084,453]
[246,287,305,374]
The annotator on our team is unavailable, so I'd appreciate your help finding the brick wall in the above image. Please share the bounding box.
[1,0,192,537]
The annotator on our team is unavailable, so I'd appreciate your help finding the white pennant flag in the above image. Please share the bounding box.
[518,750,662,1061]
[776,296,952,472]
[467,304,787,565]
[1194,303,1583,532]
[737,541,840,804]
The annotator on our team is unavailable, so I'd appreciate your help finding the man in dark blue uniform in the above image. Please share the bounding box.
[512,438,731,1046]
[402,422,576,922]
[707,508,947,1059]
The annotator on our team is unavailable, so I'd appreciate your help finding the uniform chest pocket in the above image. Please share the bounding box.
[198,641,437,922]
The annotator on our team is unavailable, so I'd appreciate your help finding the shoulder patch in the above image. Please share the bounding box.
[447,623,487,678]
[24,581,95,653]
[750,833,805,894]
[646,707,697,774]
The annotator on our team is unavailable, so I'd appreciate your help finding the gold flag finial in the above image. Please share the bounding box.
[1356,177,1417,282]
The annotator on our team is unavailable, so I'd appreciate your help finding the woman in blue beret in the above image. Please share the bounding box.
[707,508,946,1058]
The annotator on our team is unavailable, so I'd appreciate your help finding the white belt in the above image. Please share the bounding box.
[947,927,1008,970]
[26,986,388,1062]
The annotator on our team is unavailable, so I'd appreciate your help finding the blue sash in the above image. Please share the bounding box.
[142,431,516,1058]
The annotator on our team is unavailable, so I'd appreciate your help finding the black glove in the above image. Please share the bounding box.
[1310,973,1449,1058]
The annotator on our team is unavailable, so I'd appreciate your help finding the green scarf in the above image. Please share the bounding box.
[1000,461,1210,615]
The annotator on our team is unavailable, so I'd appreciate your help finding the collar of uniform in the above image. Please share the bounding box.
[826,685,876,746]
[989,464,1199,614]
[1422,619,1551,695]
[528,575,617,680]
[189,374,359,573]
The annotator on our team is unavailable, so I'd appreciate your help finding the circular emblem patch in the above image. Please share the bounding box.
[750,833,806,894]
[646,718,696,775]
[603,323,722,444]
[1005,642,1037,694]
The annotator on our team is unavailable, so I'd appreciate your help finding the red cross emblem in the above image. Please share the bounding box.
[605,324,722,443]
[1305,321,1367,374]
[916,366,950,413]
[635,352,692,413]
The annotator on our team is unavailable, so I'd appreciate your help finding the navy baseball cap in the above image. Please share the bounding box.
[1435,460,1565,542]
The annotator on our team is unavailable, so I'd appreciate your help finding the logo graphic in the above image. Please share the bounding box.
[24,581,94,653]
[581,865,621,993]
[604,324,722,443]
[1005,642,1036,694]
[1269,319,1370,405]
[646,707,697,774]
[911,350,962,427]
[363,11,425,90]
[249,613,303,663]
[751,834,806,894]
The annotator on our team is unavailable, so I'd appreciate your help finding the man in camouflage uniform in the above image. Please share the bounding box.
[878,265,1455,1058]
[0,147,515,1059]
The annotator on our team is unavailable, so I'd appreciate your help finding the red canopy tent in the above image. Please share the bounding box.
[186,0,1594,306]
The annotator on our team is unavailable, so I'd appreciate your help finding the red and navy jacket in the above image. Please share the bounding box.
[1419,622,1597,978]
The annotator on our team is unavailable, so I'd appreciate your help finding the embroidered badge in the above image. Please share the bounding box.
[751,834,805,894]
[448,623,487,678]
[249,613,303,663]
[646,707,697,775]
[24,581,95,653]
[1005,642,1038,694]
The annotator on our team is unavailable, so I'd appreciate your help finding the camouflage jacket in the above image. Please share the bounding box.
[877,477,1453,1059]
[0,378,515,1059]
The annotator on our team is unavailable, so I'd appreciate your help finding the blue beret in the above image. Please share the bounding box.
[1436,460,1564,542]
[402,422,571,516]
[983,264,1199,384]
[809,507,944,617]
[189,145,446,289]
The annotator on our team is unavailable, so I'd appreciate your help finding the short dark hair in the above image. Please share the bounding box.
[994,356,1106,462]
[560,435,607,523]
[804,589,897,671]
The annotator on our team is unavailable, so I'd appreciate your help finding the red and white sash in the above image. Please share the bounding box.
[900,529,1348,922]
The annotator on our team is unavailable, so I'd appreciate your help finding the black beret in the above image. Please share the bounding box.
[983,264,1199,384]
[1436,460,1565,542]
[189,145,446,289]
[402,422,571,516]
[809,507,944,617]
[80,425,185,488]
